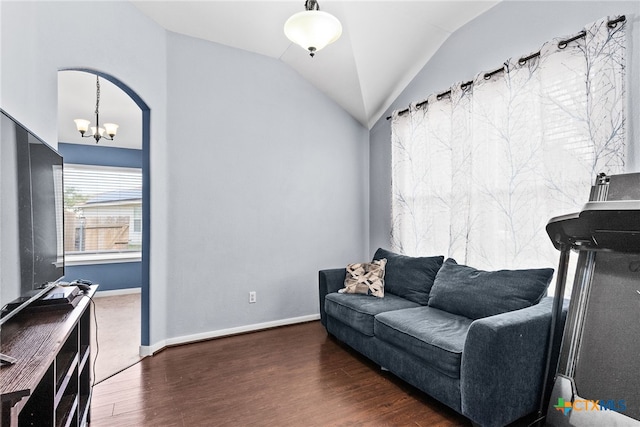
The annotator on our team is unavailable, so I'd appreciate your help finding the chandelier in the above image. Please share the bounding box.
[284,0,342,57]
[74,75,119,143]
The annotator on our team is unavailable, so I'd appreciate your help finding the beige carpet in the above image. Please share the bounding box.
[90,292,141,383]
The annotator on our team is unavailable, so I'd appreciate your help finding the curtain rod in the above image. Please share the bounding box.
[386,15,626,121]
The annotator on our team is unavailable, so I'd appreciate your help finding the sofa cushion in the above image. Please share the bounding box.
[325,292,420,337]
[374,306,472,378]
[428,258,553,320]
[373,248,444,305]
[340,259,386,297]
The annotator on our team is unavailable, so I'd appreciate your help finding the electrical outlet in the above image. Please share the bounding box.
[249,291,257,304]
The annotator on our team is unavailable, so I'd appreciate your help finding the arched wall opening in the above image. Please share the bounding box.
[58,68,150,347]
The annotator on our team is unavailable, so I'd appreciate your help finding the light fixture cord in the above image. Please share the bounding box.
[95,75,100,127]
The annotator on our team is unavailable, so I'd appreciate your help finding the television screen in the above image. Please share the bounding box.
[0,110,64,324]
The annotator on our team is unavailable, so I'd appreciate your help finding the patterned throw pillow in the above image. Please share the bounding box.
[339,259,387,298]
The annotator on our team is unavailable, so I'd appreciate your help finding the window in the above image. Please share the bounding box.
[390,16,626,273]
[64,164,142,264]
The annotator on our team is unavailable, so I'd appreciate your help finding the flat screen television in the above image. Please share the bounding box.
[0,110,64,339]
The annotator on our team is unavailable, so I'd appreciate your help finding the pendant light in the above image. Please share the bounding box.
[74,75,119,143]
[284,0,342,57]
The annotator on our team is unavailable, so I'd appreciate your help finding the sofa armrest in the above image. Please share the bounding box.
[460,297,568,427]
[318,268,346,327]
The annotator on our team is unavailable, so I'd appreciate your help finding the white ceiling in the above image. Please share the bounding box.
[133,0,499,128]
[57,1,499,149]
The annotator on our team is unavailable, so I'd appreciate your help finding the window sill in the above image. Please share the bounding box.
[65,252,142,266]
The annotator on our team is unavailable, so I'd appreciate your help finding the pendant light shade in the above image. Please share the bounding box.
[74,119,90,134]
[284,1,342,57]
[103,123,119,138]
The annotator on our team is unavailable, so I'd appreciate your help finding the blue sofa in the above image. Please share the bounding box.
[319,249,567,427]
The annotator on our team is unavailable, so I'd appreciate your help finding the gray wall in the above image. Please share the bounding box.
[369,1,640,256]
[164,33,368,338]
[1,1,369,349]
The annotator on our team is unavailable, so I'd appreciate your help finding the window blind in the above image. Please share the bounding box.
[63,164,142,260]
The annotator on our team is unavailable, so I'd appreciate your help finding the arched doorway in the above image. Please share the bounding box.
[57,68,150,378]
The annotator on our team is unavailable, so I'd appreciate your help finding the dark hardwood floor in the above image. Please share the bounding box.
[90,321,471,426]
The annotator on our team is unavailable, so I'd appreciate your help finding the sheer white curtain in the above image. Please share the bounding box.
[391,16,626,270]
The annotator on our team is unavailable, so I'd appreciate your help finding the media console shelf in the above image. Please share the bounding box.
[0,285,97,427]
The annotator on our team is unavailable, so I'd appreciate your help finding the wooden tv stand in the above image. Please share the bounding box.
[0,285,97,427]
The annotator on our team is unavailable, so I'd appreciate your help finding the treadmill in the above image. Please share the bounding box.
[541,173,640,426]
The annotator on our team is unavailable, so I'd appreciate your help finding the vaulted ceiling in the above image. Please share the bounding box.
[132,1,498,129]
[58,1,499,149]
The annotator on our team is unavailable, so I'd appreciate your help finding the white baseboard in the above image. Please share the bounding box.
[94,287,141,298]
[139,313,320,357]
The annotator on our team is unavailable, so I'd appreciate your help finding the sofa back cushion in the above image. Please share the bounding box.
[373,248,444,305]
[428,258,553,319]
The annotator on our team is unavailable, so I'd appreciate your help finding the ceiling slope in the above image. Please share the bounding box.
[131,1,499,128]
